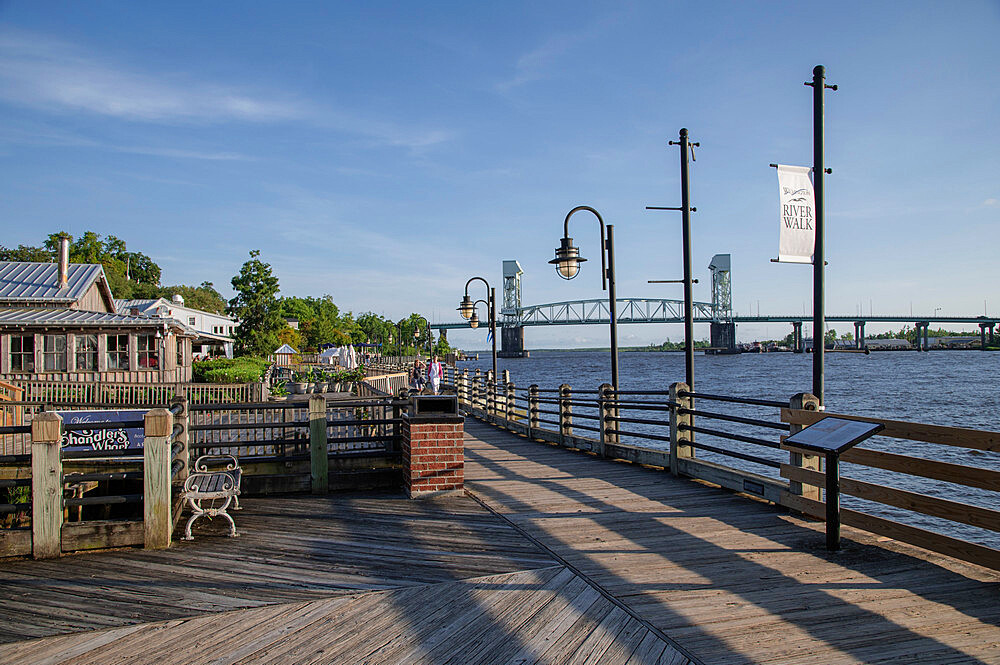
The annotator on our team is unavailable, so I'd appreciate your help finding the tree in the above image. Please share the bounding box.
[229,250,284,357]
[162,282,227,314]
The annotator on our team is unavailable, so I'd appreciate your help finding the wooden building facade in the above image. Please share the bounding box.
[0,255,195,385]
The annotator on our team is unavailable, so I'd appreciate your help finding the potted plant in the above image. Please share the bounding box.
[313,368,329,394]
[288,371,306,394]
[271,380,289,401]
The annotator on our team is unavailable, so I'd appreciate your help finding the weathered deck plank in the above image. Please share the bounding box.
[0,492,556,641]
[462,417,1000,665]
[0,567,688,665]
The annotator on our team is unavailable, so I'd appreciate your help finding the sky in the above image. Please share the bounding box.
[1,1,998,349]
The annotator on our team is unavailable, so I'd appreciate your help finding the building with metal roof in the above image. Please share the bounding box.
[0,240,195,384]
[115,295,235,359]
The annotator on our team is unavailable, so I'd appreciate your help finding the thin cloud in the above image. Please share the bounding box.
[984,198,998,207]
[0,31,306,123]
[0,123,252,161]
[0,30,454,149]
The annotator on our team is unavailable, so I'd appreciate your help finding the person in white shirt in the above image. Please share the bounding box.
[427,355,444,395]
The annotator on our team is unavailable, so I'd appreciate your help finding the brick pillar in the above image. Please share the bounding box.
[402,407,465,499]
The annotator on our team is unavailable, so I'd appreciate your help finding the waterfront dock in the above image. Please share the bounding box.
[1,416,998,664]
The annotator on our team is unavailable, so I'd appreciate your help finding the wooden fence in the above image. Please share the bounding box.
[448,366,1000,573]
[1,386,408,558]
[12,380,266,406]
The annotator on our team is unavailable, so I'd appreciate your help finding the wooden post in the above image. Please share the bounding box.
[143,408,173,550]
[169,395,189,483]
[527,384,539,440]
[598,383,614,458]
[392,398,403,453]
[789,392,822,501]
[669,382,693,475]
[473,369,482,412]
[559,384,572,444]
[486,371,496,420]
[505,381,515,425]
[309,395,328,494]
[457,369,467,406]
[31,412,63,559]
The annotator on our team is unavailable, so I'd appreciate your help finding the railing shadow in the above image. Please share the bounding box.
[462,417,1000,664]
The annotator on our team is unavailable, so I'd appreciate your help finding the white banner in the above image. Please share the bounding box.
[776,164,815,264]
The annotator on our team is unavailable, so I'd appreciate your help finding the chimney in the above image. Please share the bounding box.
[58,235,70,289]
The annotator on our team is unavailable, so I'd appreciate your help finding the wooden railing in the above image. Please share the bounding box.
[361,371,409,397]
[1,392,407,558]
[12,380,265,406]
[450,367,1000,572]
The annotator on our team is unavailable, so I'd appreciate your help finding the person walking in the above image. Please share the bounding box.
[410,358,426,394]
[427,355,444,395]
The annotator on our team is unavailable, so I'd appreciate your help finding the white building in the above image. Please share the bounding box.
[116,295,235,359]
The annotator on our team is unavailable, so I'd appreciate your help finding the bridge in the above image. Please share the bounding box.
[432,257,999,354]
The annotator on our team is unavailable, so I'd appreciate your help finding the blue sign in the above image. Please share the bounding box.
[57,409,147,452]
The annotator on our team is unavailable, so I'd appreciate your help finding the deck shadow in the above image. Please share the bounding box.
[463,417,1000,664]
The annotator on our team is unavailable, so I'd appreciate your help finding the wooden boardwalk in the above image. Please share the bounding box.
[0,492,691,664]
[462,418,1000,664]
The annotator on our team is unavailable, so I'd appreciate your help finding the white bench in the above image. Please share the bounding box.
[180,455,242,540]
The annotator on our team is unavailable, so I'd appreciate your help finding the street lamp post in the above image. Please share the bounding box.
[549,206,619,390]
[458,278,497,379]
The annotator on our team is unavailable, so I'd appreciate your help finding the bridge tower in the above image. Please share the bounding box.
[499,260,529,358]
[708,254,737,353]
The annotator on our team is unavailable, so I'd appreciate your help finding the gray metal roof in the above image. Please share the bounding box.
[0,262,107,304]
[114,299,161,314]
[0,308,192,333]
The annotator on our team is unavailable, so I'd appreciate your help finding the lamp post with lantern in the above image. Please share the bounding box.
[458,277,497,380]
[549,206,619,390]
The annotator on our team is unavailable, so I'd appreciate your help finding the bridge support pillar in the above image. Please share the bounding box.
[499,326,529,358]
[709,321,737,354]
[854,321,866,350]
[980,323,993,351]
[914,322,930,351]
[791,321,804,353]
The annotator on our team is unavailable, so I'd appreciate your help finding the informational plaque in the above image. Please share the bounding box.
[784,417,884,455]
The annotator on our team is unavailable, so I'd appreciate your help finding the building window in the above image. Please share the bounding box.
[176,339,184,367]
[10,335,34,372]
[228,326,234,335]
[75,334,98,371]
[42,334,67,372]
[107,334,129,370]
[138,334,159,369]
[188,316,196,326]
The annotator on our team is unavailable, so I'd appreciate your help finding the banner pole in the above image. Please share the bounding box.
[808,65,835,406]
[679,128,695,391]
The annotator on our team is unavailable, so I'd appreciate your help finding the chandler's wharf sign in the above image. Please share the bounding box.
[776,164,816,264]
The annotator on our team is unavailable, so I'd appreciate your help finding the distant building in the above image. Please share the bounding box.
[116,295,235,359]
[865,338,912,350]
[0,245,195,383]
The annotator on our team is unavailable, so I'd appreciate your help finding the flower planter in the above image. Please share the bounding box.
[288,382,305,395]
[314,381,329,393]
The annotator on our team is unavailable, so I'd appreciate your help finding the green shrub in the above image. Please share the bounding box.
[194,357,270,383]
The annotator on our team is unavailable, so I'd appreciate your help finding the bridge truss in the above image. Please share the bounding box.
[509,297,717,327]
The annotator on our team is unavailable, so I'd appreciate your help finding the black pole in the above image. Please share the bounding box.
[606,225,619,391]
[826,453,841,550]
[809,65,834,405]
[679,128,695,390]
[490,287,498,379]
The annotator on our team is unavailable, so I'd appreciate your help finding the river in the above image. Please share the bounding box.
[457,349,1000,547]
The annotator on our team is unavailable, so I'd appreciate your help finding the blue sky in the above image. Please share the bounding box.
[1,1,998,349]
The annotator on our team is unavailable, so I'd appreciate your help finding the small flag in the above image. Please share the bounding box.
[486,329,494,344]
